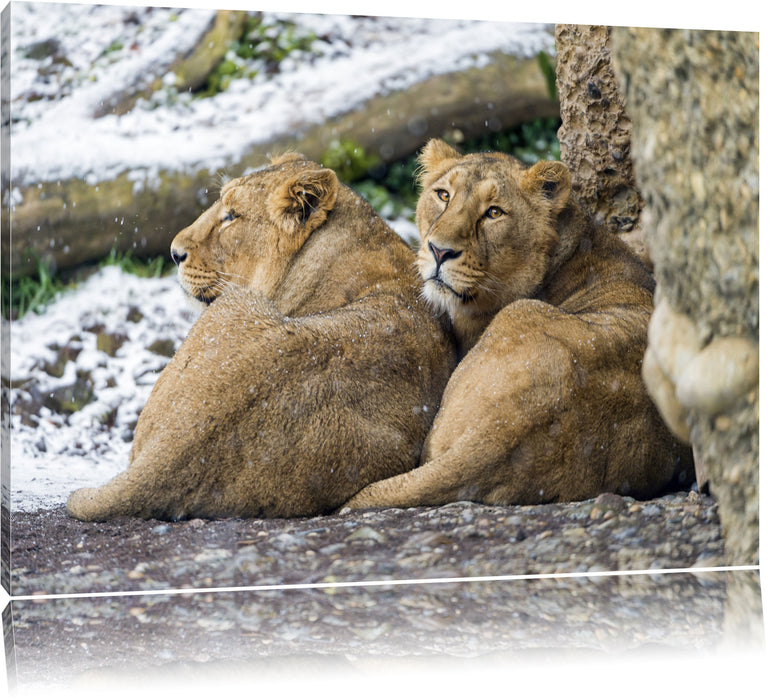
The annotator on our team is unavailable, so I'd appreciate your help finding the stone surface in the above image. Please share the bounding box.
[611,28,759,565]
[554,25,646,262]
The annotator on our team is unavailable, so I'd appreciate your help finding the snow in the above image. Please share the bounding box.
[4,5,554,512]
[7,266,199,511]
[8,5,554,185]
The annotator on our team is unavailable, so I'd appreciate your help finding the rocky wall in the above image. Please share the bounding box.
[554,25,647,264]
[611,28,759,568]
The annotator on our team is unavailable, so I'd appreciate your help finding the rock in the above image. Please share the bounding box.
[611,29,758,343]
[641,298,703,442]
[41,341,82,378]
[41,370,95,414]
[22,37,66,61]
[193,548,232,563]
[641,346,690,443]
[554,25,647,263]
[612,28,759,565]
[345,526,387,544]
[675,336,758,415]
[96,331,129,357]
[592,492,629,513]
[147,338,177,357]
[126,306,145,323]
[646,298,702,384]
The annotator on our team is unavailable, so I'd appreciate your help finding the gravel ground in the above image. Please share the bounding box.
[5,488,764,694]
[6,483,768,698]
[10,491,726,597]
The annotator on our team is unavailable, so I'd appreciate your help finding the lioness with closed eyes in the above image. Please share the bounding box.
[344,140,693,510]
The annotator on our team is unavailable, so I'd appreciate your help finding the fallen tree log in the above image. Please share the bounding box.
[92,10,248,118]
[6,51,557,279]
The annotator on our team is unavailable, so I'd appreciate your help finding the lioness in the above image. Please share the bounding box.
[66,154,456,521]
[344,140,693,509]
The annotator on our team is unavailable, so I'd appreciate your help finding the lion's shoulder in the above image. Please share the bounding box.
[541,208,655,314]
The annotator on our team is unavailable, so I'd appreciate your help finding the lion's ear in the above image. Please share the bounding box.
[418,139,461,190]
[270,151,306,166]
[269,167,339,238]
[521,161,571,217]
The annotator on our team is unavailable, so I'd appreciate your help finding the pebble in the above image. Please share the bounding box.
[345,526,386,544]
[193,548,231,563]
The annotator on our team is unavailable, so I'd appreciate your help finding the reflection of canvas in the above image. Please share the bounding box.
[4,571,761,693]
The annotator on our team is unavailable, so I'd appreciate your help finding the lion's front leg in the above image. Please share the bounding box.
[342,432,500,510]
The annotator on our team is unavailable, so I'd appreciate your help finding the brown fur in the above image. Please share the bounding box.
[344,140,693,510]
[66,154,456,521]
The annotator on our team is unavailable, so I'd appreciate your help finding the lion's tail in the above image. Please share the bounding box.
[66,467,154,522]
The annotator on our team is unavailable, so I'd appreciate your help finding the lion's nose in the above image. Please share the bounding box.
[428,241,462,268]
[171,248,188,266]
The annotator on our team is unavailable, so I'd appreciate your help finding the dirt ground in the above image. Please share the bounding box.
[5,489,765,694]
[9,491,727,596]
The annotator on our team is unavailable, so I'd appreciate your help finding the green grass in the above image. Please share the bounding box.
[3,255,69,320]
[3,249,173,320]
[99,247,173,279]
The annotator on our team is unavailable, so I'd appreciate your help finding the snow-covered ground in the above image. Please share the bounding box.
[4,4,554,512]
[9,4,554,186]
[7,266,199,511]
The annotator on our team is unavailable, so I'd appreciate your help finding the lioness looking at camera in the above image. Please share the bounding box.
[66,153,456,521]
[344,140,693,510]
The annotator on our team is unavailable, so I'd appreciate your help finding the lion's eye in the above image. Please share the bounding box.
[436,189,450,203]
[485,206,504,219]
[222,210,238,223]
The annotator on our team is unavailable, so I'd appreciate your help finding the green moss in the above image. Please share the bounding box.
[197,14,320,98]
